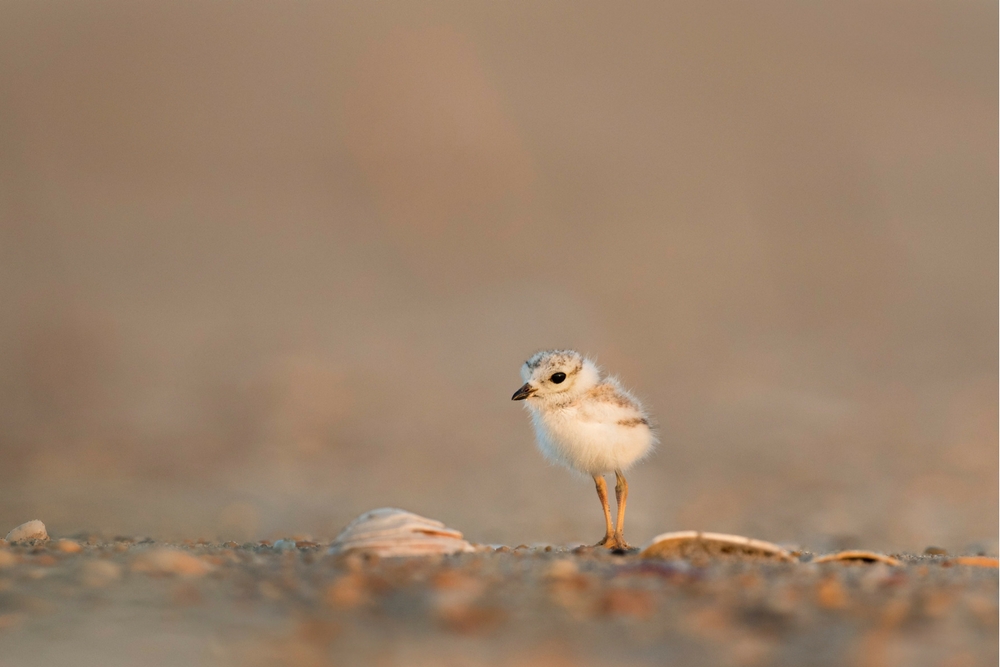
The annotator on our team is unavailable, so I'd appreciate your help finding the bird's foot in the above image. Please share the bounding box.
[608,534,633,551]
[596,534,633,550]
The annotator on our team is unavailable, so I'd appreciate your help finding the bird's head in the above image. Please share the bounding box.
[511,349,600,405]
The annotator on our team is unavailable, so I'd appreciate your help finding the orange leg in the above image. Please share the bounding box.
[593,475,615,546]
[612,469,631,550]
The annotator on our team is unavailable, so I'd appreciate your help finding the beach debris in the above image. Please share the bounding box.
[5,520,48,543]
[813,550,901,566]
[328,508,475,557]
[131,547,214,577]
[641,531,795,562]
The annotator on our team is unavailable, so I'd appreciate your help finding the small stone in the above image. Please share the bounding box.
[258,581,283,600]
[0,551,18,569]
[132,548,214,577]
[816,576,848,609]
[546,559,579,579]
[80,560,122,587]
[324,573,369,609]
[272,539,298,551]
[923,546,948,556]
[55,539,83,554]
[5,520,48,543]
[599,588,655,619]
[171,582,203,606]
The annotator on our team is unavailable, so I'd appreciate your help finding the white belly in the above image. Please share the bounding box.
[530,406,655,476]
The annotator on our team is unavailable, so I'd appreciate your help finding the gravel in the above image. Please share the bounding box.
[0,535,995,667]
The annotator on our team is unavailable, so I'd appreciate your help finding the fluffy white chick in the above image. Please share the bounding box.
[512,349,656,550]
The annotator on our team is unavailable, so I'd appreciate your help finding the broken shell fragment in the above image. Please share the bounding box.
[328,508,475,558]
[640,531,795,562]
[813,551,901,566]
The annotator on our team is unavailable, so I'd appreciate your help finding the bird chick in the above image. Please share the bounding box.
[512,350,656,550]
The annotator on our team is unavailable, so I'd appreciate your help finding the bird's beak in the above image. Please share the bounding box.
[511,383,536,401]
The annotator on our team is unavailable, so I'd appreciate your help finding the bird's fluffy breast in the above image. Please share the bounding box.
[527,380,656,475]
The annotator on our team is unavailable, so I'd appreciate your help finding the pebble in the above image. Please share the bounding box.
[0,551,18,569]
[546,559,580,579]
[131,548,214,577]
[599,587,655,619]
[55,539,83,554]
[816,576,848,609]
[324,573,369,609]
[5,520,48,543]
[80,560,122,587]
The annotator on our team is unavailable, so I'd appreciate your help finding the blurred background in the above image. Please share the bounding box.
[0,0,995,553]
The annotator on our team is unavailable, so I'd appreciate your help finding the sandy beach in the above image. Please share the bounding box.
[1,534,996,667]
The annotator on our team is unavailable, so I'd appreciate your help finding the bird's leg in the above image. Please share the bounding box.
[593,475,615,547]
[612,469,631,550]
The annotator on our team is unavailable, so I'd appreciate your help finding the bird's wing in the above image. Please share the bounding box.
[578,379,650,426]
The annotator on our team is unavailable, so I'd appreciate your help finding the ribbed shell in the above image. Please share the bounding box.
[328,508,475,557]
[641,530,795,562]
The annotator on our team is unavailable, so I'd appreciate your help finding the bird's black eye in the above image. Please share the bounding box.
[550,372,566,384]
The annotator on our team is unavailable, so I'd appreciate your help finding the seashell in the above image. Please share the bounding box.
[812,550,901,566]
[5,520,48,543]
[946,556,999,568]
[328,508,475,558]
[640,530,795,562]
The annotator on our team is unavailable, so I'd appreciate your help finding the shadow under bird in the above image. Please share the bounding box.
[512,350,656,550]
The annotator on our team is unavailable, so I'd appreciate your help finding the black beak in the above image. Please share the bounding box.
[511,383,536,401]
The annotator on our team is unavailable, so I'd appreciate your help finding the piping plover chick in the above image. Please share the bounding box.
[512,350,656,550]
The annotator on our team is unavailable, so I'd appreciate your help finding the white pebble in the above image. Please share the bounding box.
[5,520,48,543]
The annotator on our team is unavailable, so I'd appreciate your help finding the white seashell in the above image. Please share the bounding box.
[328,508,475,557]
[641,530,795,562]
[5,520,48,543]
[812,550,901,566]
